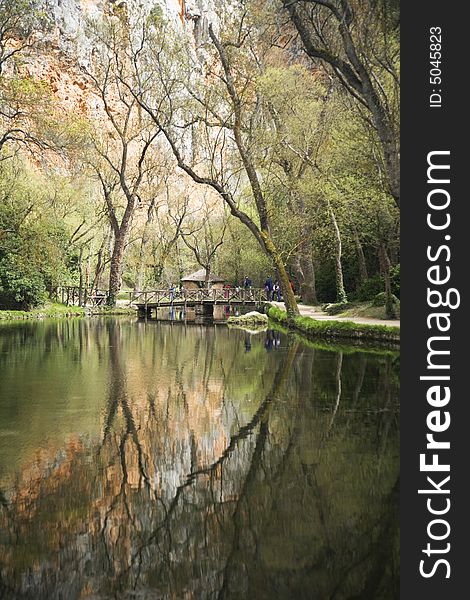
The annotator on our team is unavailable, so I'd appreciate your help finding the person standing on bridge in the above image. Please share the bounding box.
[244,275,252,299]
[264,276,273,298]
[169,283,176,304]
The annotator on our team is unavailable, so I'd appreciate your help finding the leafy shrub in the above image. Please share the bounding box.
[0,164,69,310]
[0,260,46,310]
[324,302,354,315]
[372,292,399,307]
[356,275,384,301]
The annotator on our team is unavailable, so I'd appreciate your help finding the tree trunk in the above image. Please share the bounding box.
[78,246,84,306]
[92,236,107,292]
[327,200,347,303]
[379,243,395,318]
[263,232,299,320]
[107,200,135,307]
[328,351,343,431]
[291,249,317,305]
[108,231,127,307]
[353,228,368,285]
[134,200,156,294]
[299,246,317,304]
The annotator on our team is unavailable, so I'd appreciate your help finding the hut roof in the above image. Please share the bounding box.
[181,269,225,283]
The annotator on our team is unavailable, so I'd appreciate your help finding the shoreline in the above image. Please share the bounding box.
[0,305,136,321]
[266,305,400,345]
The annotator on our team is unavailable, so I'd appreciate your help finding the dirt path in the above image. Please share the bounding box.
[270,301,400,328]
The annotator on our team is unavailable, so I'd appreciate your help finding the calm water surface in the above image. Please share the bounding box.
[0,318,399,599]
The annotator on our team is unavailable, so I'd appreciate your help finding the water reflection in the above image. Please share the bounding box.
[151,304,255,323]
[0,318,399,599]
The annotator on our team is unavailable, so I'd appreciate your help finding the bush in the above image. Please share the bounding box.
[356,275,384,301]
[324,302,354,315]
[372,292,399,307]
[0,258,47,309]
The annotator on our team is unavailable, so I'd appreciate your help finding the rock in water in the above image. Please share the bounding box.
[227,311,268,325]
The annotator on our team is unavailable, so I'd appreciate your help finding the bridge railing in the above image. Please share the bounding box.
[49,286,272,308]
[49,286,109,307]
[132,288,270,305]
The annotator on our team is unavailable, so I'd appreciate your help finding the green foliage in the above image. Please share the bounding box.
[372,292,399,307]
[356,275,384,302]
[312,260,335,303]
[0,263,47,309]
[216,219,271,286]
[148,4,165,26]
[0,161,72,309]
[390,263,400,298]
[0,302,85,320]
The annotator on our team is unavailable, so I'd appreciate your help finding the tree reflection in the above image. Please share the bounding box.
[0,320,399,599]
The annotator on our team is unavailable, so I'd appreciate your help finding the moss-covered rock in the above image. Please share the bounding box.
[227,311,268,325]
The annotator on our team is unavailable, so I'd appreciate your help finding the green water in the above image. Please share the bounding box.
[0,318,399,599]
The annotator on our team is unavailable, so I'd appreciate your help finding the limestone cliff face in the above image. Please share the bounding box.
[38,0,217,61]
[23,0,217,116]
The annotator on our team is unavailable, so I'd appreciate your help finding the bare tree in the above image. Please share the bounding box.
[175,194,227,288]
[84,20,163,305]
[0,0,54,154]
[281,0,400,207]
[124,16,300,318]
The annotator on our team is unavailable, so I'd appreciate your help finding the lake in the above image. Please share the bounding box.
[0,317,399,599]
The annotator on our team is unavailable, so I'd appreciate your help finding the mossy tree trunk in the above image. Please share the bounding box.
[353,226,368,286]
[379,243,395,318]
[291,249,318,306]
[327,199,347,304]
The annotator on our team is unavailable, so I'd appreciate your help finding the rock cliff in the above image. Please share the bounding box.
[19,0,217,117]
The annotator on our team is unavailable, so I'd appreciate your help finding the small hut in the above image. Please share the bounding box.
[180,269,225,291]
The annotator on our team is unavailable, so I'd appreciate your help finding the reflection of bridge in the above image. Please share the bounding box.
[50,286,270,314]
[134,288,269,318]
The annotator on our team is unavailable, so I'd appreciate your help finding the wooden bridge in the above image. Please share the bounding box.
[50,286,270,314]
[133,288,269,318]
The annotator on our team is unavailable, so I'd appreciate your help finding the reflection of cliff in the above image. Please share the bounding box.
[0,320,399,599]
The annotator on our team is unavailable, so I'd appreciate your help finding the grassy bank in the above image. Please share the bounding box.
[322,300,400,320]
[267,305,400,345]
[0,303,135,321]
[0,303,86,320]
